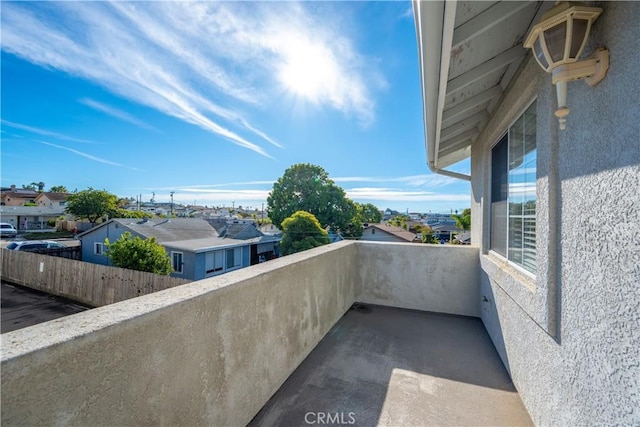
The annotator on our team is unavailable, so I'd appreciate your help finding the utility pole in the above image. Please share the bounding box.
[170,191,174,216]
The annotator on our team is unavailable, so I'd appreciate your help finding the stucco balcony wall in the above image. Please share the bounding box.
[1,241,480,426]
[356,241,480,317]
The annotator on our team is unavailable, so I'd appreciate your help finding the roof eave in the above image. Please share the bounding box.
[413,0,471,180]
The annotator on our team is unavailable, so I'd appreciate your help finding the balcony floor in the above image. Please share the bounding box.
[250,304,532,426]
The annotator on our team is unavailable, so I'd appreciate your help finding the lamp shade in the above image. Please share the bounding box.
[524,2,602,72]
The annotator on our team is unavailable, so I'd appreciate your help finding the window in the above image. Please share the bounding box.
[94,242,103,255]
[171,251,184,274]
[226,247,242,270]
[205,251,224,274]
[491,101,537,274]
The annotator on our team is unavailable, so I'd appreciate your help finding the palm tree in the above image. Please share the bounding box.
[451,208,471,231]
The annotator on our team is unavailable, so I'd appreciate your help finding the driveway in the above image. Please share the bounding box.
[1,282,90,334]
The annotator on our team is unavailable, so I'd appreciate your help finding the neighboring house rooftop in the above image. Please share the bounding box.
[366,223,417,242]
[431,223,463,233]
[165,234,280,253]
[36,192,69,202]
[221,222,263,240]
[79,218,218,242]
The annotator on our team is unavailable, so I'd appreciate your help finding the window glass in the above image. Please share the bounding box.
[206,251,224,274]
[94,242,103,255]
[226,247,241,269]
[491,101,537,274]
[172,252,183,273]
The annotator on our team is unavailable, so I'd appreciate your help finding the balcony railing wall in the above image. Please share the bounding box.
[1,241,479,426]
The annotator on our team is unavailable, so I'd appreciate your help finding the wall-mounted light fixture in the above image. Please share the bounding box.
[524,1,609,130]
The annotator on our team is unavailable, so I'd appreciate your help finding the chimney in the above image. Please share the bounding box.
[11,185,16,191]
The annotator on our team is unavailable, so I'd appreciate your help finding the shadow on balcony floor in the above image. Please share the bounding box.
[250,304,532,426]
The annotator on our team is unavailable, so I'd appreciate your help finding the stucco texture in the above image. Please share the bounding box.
[472,2,640,425]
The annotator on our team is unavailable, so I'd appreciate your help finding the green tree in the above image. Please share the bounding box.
[280,211,330,255]
[49,185,68,193]
[267,164,356,234]
[451,208,471,231]
[388,215,409,229]
[112,209,153,219]
[66,188,118,224]
[105,232,172,275]
[356,202,383,224]
[415,224,438,243]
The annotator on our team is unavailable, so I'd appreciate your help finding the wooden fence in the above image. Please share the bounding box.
[1,249,190,307]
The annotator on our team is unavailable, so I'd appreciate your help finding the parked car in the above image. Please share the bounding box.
[0,222,18,238]
[6,240,67,251]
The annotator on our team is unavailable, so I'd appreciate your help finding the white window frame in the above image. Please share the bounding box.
[490,99,537,276]
[171,251,184,274]
[94,242,103,255]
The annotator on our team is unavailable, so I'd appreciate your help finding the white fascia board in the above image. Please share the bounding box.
[413,0,445,169]
[413,0,459,170]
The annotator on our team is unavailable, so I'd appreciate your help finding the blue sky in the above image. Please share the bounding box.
[1,1,470,213]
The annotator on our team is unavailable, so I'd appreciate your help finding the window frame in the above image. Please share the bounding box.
[225,247,242,270]
[171,251,184,274]
[94,242,103,255]
[205,250,224,275]
[489,99,537,278]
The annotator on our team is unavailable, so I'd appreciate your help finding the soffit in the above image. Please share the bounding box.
[414,0,549,170]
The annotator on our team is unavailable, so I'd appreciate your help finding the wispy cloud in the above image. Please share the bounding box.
[1,2,377,155]
[78,98,158,132]
[345,187,470,202]
[334,174,458,188]
[1,119,99,144]
[38,140,141,171]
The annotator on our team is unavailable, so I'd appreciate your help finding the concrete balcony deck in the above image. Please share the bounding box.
[1,241,531,425]
[251,304,531,426]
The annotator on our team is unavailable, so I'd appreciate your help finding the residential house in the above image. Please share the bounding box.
[0,185,38,206]
[0,205,65,231]
[2,2,637,426]
[79,218,279,280]
[360,223,418,243]
[35,192,69,209]
[431,223,463,243]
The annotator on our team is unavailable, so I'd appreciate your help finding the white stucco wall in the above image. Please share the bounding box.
[471,2,640,425]
[356,242,480,317]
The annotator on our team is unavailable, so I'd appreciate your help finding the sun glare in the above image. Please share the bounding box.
[278,41,336,102]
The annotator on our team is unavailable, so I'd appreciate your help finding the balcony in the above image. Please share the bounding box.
[1,241,531,425]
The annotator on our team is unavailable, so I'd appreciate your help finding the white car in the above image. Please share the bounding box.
[0,222,18,238]
[6,240,67,251]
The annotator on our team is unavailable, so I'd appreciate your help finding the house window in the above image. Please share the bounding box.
[205,251,224,274]
[491,101,537,274]
[226,247,242,270]
[172,251,184,274]
[94,242,103,255]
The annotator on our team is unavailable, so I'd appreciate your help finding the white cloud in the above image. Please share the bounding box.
[78,98,158,131]
[1,119,99,144]
[346,187,469,202]
[334,174,458,188]
[1,2,378,155]
[39,140,140,171]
